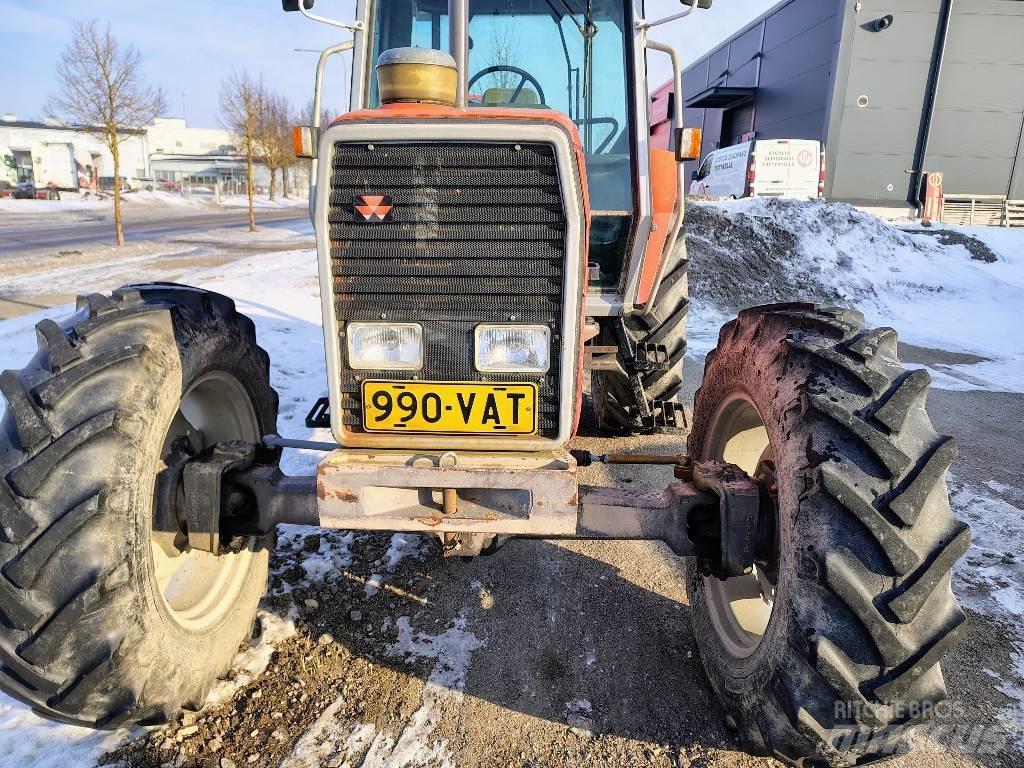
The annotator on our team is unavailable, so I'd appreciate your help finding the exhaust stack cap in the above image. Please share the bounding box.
[377,47,458,107]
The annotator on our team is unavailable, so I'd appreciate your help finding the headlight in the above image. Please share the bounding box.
[474,324,551,373]
[346,322,423,370]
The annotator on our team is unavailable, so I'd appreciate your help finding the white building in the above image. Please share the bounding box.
[0,114,147,189]
[0,113,304,194]
[145,117,256,188]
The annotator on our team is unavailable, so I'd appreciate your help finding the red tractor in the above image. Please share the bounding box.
[0,0,966,764]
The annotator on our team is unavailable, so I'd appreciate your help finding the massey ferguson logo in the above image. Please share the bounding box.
[354,194,394,222]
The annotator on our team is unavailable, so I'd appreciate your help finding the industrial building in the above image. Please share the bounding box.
[0,117,148,189]
[0,114,260,191]
[145,118,250,186]
[669,0,1024,216]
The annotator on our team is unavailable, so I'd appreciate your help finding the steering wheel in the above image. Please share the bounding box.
[468,65,547,106]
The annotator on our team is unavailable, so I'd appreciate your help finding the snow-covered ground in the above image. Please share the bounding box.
[0,191,306,229]
[0,227,322,767]
[0,201,1021,766]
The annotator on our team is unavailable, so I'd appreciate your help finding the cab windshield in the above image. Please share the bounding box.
[369,0,635,212]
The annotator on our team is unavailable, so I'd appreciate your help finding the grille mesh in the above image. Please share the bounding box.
[329,141,566,437]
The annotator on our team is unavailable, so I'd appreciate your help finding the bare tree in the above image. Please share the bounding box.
[255,91,292,201]
[302,99,336,132]
[220,71,264,232]
[485,26,523,94]
[47,20,166,246]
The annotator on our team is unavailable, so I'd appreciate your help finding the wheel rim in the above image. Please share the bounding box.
[701,392,779,659]
[150,372,260,633]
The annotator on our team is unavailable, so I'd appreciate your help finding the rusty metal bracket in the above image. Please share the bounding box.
[183,441,769,576]
[691,461,763,578]
[182,441,256,553]
[576,483,716,555]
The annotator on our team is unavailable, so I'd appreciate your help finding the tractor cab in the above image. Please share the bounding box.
[343,0,690,298]
[367,0,636,219]
[279,0,701,441]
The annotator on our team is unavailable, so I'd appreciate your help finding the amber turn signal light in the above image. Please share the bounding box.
[675,127,703,163]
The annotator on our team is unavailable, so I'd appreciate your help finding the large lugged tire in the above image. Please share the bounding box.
[686,303,968,766]
[0,283,277,727]
[592,238,689,434]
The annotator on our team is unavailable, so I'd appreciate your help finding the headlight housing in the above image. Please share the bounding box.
[346,322,423,370]
[474,324,551,373]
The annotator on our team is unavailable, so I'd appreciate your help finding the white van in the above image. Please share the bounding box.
[689,139,824,199]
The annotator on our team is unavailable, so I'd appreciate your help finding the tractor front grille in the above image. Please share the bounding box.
[329,141,567,438]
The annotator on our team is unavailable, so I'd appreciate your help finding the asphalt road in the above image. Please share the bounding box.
[0,207,308,255]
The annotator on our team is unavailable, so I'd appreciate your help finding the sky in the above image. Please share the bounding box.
[0,0,778,129]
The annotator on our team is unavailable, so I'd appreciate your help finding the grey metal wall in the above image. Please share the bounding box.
[828,0,1024,202]
[827,0,946,203]
[679,0,1024,202]
[927,0,1024,197]
[681,0,844,181]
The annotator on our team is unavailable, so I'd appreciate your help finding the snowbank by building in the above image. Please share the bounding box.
[686,198,1024,392]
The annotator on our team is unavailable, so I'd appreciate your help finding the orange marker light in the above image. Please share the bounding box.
[675,127,703,163]
[292,125,316,159]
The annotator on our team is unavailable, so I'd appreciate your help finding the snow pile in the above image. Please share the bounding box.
[0,197,109,215]
[0,702,130,768]
[220,194,307,210]
[686,198,1024,391]
[0,190,306,227]
[122,189,204,208]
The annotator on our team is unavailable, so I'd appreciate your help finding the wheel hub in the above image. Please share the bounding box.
[149,372,261,633]
[699,393,781,658]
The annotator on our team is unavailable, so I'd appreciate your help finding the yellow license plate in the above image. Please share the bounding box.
[361,381,538,434]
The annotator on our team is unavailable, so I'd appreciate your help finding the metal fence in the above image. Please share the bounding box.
[941,195,1024,227]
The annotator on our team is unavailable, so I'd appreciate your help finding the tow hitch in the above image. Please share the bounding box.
[174,438,771,575]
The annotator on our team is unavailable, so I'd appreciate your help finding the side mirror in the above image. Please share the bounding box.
[691,170,699,181]
[681,0,714,8]
[675,126,703,162]
[282,0,314,11]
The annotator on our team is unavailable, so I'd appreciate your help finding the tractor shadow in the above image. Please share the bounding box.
[444,537,731,751]
[268,527,739,758]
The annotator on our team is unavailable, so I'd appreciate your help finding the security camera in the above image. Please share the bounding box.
[873,14,894,32]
